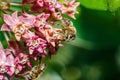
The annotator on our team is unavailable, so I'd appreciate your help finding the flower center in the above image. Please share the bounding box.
[20,56,28,64]
[14,24,27,35]
[30,39,40,48]
[0,65,6,73]
[39,19,45,27]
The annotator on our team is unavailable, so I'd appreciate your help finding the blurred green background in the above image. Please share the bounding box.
[1,0,120,80]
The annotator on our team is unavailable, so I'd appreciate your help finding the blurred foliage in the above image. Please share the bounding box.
[1,0,120,80]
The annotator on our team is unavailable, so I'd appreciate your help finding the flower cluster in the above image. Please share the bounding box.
[0,0,80,79]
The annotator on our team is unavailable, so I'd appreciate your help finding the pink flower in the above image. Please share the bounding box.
[26,35,47,57]
[44,0,62,12]
[31,0,44,12]
[14,53,31,74]
[31,0,61,12]
[19,12,36,26]
[1,12,35,41]
[34,13,50,37]
[8,41,32,74]
[62,0,80,19]
[44,0,57,12]
[42,26,63,56]
[0,45,15,79]
[37,0,44,7]
[46,27,63,46]
[34,13,50,28]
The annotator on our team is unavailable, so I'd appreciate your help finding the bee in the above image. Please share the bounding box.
[24,63,46,80]
[61,18,76,41]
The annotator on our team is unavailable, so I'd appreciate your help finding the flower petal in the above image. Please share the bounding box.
[3,14,15,26]
[29,47,34,54]
[15,33,21,41]
[17,64,23,71]
[37,47,43,53]
[7,67,15,76]
[12,11,19,24]
[1,24,12,31]
[27,61,32,67]
[0,74,4,80]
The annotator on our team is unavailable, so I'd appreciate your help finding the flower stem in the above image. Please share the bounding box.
[0,42,3,49]
[3,32,9,44]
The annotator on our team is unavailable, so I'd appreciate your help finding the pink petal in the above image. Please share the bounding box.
[37,0,44,7]
[49,6,55,12]
[7,67,15,76]
[15,34,21,41]
[34,21,41,27]
[22,31,35,39]
[55,3,62,8]
[43,13,50,19]
[0,74,4,80]
[19,14,35,27]
[27,61,32,67]
[1,24,12,31]
[17,65,23,71]
[68,13,76,19]
[0,49,6,63]
[12,11,19,23]
[37,47,43,53]
[29,47,34,54]
[14,57,19,63]
[6,53,14,65]
[19,53,24,58]
[3,14,15,26]
[51,42,55,47]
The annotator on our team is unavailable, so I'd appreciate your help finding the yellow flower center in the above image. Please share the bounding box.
[30,39,40,48]
[13,24,27,35]
[20,56,28,64]
[0,65,6,73]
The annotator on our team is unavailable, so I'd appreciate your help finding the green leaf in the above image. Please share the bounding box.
[72,6,120,49]
[78,0,107,10]
[10,5,22,12]
[78,0,120,12]
[106,0,120,12]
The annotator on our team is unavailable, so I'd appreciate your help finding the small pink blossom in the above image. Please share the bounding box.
[44,0,62,12]
[8,41,32,74]
[14,53,31,74]
[62,0,80,19]
[37,0,44,7]
[31,0,44,12]
[46,28,63,46]
[1,12,35,41]
[44,0,57,12]
[26,35,47,57]
[0,45,15,79]
[34,13,50,27]
[31,0,61,12]
[34,13,50,37]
